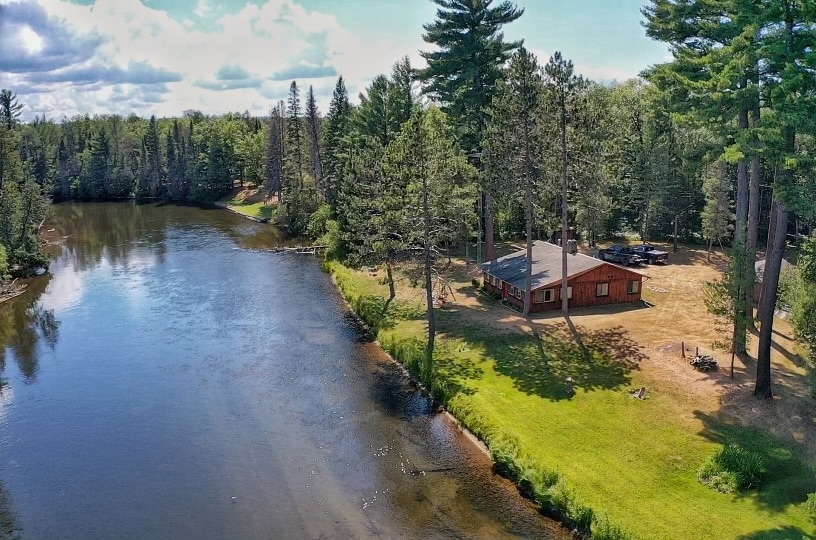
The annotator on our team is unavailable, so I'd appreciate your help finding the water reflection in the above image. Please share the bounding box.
[0,481,20,540]
[47,202,289,268]
[0,275,58,383]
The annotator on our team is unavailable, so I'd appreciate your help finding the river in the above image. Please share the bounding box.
[0,202,563,539]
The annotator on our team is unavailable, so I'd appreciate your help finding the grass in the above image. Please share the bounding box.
[218,196,277,221]
[326,260,816,540]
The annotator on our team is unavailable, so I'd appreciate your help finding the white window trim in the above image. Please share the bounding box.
[567,286,573,300]
[597,282,610,297]
[628,280,640,294]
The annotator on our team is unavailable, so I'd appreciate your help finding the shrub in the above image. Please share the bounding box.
[592,513,635,540]
[471,278,480,289]
[698,444,765,493]
[0,244,8,280]
[803,492,816,520]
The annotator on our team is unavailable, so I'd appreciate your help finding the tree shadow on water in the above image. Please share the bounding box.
[694,410,816,514]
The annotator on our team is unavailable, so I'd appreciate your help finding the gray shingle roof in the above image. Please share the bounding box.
[755,258,792,282]
[480,241,607,292]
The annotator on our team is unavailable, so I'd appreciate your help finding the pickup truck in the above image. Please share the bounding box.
[597,246,644,266]
[630,243,669,264]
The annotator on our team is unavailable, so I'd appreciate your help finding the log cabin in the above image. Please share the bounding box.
[481,241,646,313]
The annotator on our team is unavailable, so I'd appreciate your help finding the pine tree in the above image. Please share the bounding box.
[323,77,352,208]
[484,47,544,315]
[418,0,524,262]
[305,86,323,192]
[0,89,24,191]
[701,159,733,260]
[544,52,588,314]
[87,128,110,199]
[418,0,524,152]
[265,101,285,202]
[285,81,304,192]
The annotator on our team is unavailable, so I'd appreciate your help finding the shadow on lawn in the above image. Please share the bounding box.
[437,310,647,401]
[736,526,810,540]
[694,410,816,514]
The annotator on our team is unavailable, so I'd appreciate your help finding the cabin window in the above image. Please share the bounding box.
[567,286,573,300]
[596,282,610,297]
[509,286,516,297]
[628,280,640,294]
[515,288,523,300]
[545,289,554,302]
[534,289,554,303]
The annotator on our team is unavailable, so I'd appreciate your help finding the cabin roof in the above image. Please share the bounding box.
[481,241,633,292]
[755,258,793,282]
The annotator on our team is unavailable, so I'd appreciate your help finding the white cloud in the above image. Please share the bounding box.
[6,0,427,120]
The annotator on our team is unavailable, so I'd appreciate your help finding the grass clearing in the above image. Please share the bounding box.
[326,259,816,540]
[219,197,277,221]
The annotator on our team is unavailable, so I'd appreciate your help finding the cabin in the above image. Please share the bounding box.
[481,241,646,313]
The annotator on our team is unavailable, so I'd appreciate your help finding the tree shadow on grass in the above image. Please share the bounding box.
[694,410,816,514]
[354,295,426,332]
[434,341,484,397]
[736,526,810,540]
[437,312,647,401]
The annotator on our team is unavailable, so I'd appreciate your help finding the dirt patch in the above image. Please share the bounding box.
[443,242,815,455]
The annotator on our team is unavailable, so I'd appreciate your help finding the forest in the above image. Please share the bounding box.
[1,0,815,400]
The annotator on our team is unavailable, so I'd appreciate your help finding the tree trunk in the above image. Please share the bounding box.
[734,104,750,355]
[560,96,569,315]
[485,192,495,261]
[422,164,436,386]
[758,190,777,308]
[523,121,533,317]
[747,103,761,318]
[755,198,789,399]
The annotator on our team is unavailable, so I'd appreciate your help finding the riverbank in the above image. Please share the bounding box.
[216,188,277,222]
[324,256,816,540]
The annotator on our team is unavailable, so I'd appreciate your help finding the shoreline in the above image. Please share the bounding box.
[324,261,607,539]
[213,201,271,223]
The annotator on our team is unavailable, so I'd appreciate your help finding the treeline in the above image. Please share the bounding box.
[1,0,815,398]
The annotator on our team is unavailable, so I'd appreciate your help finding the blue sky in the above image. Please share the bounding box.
[0,0,669,120]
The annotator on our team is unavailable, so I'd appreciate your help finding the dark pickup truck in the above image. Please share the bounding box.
[630,243,669,264]
[597,246,644,266]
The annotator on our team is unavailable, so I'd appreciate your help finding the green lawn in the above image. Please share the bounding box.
[218,197,277,221]
[326,261,816,540]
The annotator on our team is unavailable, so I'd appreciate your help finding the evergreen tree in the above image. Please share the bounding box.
[701,159,733,260]
[418,0,524,152]
[484,47,545,315]
[305,86,323,191]
[265,101,285,202]
[87,128,110,199]
[544,52,588,314]
[285,81,304,192]
[0,89,24,191]
[418,0,524,262]
[323,77,352,207]
[138,115,163,198]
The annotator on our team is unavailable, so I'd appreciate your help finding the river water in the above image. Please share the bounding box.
[0,202,563,539]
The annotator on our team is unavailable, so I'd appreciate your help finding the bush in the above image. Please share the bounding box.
[802,492,816,520]
[471,278,480,289]
[0,244,8,280]
[698,444,765,493]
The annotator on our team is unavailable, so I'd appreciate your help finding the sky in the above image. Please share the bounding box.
[0,0,670,121]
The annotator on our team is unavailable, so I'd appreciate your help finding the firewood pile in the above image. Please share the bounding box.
[689,354,718,372]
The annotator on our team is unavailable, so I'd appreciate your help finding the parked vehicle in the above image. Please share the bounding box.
[597,246,644,266]
[630,243,669,264]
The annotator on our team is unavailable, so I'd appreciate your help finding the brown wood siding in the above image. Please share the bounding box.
[484,263,643,313]
[529,264,644,313]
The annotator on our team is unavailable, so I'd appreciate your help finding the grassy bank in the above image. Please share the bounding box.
[326,260,816,540]
[217,195,277,221]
